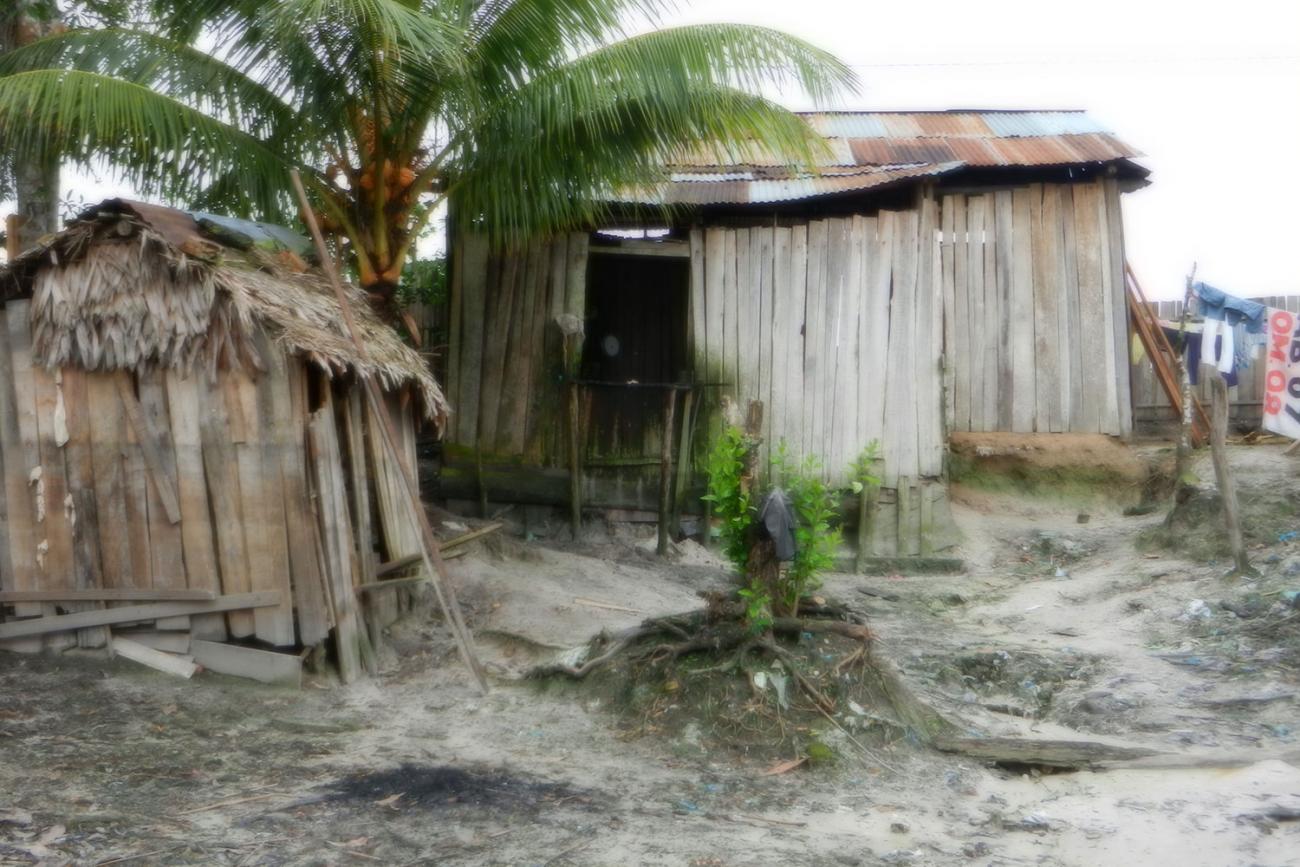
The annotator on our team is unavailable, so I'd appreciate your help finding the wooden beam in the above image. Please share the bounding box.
[0,588,216,603]
[0,592,281,640]
[588,239,690,259]
[191,639,303,687]
[111,637,198,679]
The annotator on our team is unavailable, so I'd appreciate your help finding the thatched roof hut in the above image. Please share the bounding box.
[0,200,442,682]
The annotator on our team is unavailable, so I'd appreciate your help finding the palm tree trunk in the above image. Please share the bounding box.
[3,1,61,242]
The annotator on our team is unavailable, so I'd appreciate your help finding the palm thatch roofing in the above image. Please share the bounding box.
[0,199,447,427]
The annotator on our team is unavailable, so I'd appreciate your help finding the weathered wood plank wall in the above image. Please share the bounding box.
[0,306,415,654]
[1130,295,1300,429]
[940,178,1132,437]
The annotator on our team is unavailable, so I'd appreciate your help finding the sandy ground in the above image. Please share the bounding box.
[1,445,1298,866]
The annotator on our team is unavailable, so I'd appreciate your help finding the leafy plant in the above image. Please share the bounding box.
[848,441,882,494]
[704,428,841,629]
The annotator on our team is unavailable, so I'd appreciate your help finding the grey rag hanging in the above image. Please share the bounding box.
[759,488,798,562]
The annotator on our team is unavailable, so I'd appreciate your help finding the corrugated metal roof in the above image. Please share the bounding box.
[622,110,1142,206]
[623,162,964,206]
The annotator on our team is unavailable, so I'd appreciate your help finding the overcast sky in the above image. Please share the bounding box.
[5,0,1297,300]
[661,0,1300,299]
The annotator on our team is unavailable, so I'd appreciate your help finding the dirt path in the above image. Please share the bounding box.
[2,445,1297,865]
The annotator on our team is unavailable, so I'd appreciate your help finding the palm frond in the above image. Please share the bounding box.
[0,70,294,219]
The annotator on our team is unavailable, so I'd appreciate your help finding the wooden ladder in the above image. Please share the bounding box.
[1125,263,1209,446]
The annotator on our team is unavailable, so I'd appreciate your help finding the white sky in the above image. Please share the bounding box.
[4,0,1298,300]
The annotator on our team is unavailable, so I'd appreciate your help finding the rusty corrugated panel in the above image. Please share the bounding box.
[981,111,1110,137]
[619,162,963,206]
[912,113,994,136]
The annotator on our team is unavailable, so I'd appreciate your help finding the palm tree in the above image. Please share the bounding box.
[0,0,853,301]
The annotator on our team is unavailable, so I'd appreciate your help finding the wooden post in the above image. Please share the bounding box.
[657,388,679,557]
[671,389,696,535]
[855,484,879,573]
[5,215,22,259]
[1171,267,1199,505]
[1209,375,1252,577]
[290,171,488,693]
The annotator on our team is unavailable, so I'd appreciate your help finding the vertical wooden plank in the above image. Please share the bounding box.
[915,192,942,475]
[447,234,463,416]
[201,370,252,637]
[1046,185,1072,431]
[835,218,865,478]
[803,221,827,454]
[163,370,226,641]
[1104,178,1133,438]
[981,194,1000,431]
[227,366,292,645]
[60,368,108,648]
[943,196,962,432]
[1072,182,1106,433]
[689,229,707,378]
[136,370,186,596]
[883,209,919,487]
[994,190,1015,430]
[820,219,846,470]
[756,226,776,462]
[703,228,726,394]
[308,408,362,684]
[738,227,759,410]
[0,302,38,614]
[1009,187,1036,432]
[252,337,297,646]
[964,196,986,433]
[1033,185,1063,433]
[83,377,131,591]
[861,214,891,455]
[770,226,792,454]
[722,229,739,399]
[786,224,808,462]
[477,249,516,452]
[30,365,76,605]
[1094,181,1121,435]
[1061,185,1085,429]
[456,232,489,448]
[283,362,330,645]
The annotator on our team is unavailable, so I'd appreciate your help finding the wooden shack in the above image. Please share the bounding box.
[0,199,446,682]
[443,110,1148,555]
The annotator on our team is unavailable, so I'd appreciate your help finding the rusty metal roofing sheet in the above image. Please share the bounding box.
[621,162,964,206]
[624,111,1141,206]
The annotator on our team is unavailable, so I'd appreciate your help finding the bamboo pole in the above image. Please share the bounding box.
[290,171,488,693]
[1209,375,1253,577]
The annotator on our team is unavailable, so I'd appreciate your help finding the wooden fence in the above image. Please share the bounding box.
[1130,295,1300,431]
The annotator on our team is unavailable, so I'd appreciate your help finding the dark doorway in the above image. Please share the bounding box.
[580,253,690,459]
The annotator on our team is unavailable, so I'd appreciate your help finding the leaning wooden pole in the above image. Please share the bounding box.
[290,171,488,693]
[1209,375,1251,576]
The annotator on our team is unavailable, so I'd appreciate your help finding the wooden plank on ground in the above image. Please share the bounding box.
[1071,182,1106,433]
[112,636,198,679]
[0,592,282,639]
[112,629,192,654]
[1010,186,1036,432]
[164,370,225,641]
[1032,185,1063,433]
[192,639,303,687]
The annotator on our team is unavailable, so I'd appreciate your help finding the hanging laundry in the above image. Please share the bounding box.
[1187,328,1238,387]
[1263,307,1300,439]
[1193,282,1268,334]
[1200,318,1234,376]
